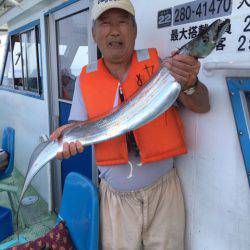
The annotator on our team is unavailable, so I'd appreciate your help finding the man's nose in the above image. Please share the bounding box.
[109,23,120,36]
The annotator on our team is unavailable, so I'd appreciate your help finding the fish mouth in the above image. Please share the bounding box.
[196,18,229,44]
[217,19,230,34]
[213,19,230,42]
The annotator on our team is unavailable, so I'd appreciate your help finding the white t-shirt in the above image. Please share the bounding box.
[69,77,173,191]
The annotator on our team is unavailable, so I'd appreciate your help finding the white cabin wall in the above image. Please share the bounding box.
[0,92,50,203]
[132,0,250,249]
[0,0,67,204]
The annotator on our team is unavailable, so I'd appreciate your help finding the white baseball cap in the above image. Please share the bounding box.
[92,0,135,21]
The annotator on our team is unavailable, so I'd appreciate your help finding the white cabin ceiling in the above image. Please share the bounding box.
[0,0,22,20]
[0,0,65,31]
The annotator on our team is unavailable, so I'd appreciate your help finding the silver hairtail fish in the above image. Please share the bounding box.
[17,18,230,232]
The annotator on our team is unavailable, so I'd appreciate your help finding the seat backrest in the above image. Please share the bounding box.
[58,172,99,250]
[0,127,15,180]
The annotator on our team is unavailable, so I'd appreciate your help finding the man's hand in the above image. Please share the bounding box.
[50,123,84,160]
[164,51,200,90]
[163,51,210,113]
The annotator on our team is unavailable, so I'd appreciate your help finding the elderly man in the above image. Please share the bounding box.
[50,0,210,249]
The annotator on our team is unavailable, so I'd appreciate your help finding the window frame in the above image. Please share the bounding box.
[0,20,43,99]
[227,77,250,186]
[55,9,89,102]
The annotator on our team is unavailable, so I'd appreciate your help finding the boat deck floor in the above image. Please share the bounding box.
[0,168,56,245]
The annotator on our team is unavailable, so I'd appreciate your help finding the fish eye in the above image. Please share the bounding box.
[203,37,208,43]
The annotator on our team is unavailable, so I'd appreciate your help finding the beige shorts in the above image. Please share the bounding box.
[99,168,185,250]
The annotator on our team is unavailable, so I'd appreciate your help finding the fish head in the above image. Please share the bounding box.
[180,19,230,58]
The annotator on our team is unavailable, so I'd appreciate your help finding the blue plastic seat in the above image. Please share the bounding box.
[0,127,26,229]
[0,206,13,242]
[58,172,99,250]
[0,127,15,180]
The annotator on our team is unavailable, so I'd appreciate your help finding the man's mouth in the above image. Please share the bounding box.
[108,41,123,48]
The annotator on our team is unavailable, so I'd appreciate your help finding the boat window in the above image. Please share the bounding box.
[1,39,14,88]
[0,21,42,97]
[245,92,250,112]
[71,46,88,75]
[56,11,89,101]
[20,28,41,93]
[12,34,23,89]
[0,35,8,79]
[228,78,250,186]
[59,45,67,56]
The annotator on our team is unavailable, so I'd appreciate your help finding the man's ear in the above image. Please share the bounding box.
[134,26,137,40]
[92,26,97,43]
[133,22,137,40]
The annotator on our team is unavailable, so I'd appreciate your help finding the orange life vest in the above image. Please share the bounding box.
[79,48,187,166]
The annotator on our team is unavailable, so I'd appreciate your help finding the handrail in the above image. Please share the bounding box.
[204,61,250,71]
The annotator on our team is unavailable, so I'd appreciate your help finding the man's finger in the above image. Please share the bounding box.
[170,71,186,83]
[173,54,198,66]
[171,58,197,72]
[62,142,71,159]
[76,141,84,154]
[50,124,73,141]
[164,61,172,71]
[50,132,56,141]
[50,128,63,141]
[170,71,187,87]
[168,63,191,79]
[69,142,77,156]
[50,129,61,141]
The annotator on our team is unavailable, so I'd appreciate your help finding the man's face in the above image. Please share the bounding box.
[92,8,137,64]
[61,75,71,86]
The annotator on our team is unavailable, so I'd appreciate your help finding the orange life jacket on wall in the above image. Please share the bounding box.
[79,48,187,166]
